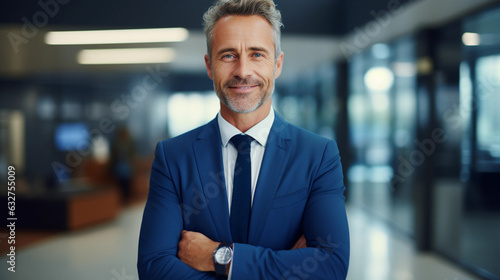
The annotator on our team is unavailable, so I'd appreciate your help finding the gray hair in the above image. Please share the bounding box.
[203,0,283,60]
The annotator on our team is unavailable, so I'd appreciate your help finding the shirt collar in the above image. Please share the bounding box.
[218,109,275,148]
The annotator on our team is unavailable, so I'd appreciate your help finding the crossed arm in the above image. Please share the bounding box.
[177,230,307,274]
[138,141,349,279]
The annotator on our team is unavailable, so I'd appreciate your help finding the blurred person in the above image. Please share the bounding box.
[138,0,349,279]
[110,127,135,203]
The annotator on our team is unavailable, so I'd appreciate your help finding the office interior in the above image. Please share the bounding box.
[1,0,500,279]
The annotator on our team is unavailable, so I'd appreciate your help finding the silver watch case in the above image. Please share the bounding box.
[214,246,233,265]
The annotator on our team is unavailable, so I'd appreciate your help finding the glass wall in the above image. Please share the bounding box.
[347,8,500,277]
[432,5,500,279]
[348,36,417,236]
[276,63,340,141]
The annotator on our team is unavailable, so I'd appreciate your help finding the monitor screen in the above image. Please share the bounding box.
[54,123,90,151]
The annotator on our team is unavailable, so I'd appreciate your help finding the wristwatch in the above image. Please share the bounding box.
[213,242,233,278]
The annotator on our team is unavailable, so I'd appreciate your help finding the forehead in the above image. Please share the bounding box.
[212,15,275,51]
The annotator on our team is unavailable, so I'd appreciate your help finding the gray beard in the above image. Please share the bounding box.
[217,83,274,114]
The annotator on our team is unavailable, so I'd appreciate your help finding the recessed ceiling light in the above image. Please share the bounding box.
[45,28,188,45]
[77,48,175,65]
[462,32,480,46]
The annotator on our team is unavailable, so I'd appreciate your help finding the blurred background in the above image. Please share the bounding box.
[1,0,500,279]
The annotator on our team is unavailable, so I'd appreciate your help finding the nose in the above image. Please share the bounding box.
[233,57,252,79]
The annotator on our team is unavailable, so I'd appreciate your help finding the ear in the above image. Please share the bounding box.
[274,52,284,79]
[204,54,214,80]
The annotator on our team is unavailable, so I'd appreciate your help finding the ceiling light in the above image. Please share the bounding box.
[77,48,175,65]
[364,67,394,92]
[45,28,188,45]
[462,32,480,46]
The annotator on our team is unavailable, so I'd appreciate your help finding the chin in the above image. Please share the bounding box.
[228,103,260,114]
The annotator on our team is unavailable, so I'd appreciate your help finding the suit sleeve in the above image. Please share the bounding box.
[231,140,350,280]
[137,142,216,280]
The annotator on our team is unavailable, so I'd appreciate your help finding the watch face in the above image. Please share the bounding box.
[215,247,232,265]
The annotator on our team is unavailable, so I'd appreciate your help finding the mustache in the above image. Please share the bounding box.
[225,77,262,87]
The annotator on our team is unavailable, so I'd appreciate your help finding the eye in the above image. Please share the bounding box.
[253,53,263,58]
[222,54,235,59]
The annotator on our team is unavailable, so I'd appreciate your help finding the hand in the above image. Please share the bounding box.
[291,234,307,250]
[178,230,220,272]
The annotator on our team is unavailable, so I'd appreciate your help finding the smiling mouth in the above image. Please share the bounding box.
[231,86,256,89]
[228,85,259,91]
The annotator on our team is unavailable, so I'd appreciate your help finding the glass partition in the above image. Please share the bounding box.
[348,36,417,235]
[433,5,500,279]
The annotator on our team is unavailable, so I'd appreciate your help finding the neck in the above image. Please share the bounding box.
[220,100,272,133]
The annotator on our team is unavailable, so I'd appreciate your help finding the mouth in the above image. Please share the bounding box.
[228,85,259,92]
[229,85,258,89]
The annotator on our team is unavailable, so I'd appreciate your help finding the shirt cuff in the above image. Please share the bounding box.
[227,245,235,279]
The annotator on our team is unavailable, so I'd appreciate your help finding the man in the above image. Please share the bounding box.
[137,0,349,279]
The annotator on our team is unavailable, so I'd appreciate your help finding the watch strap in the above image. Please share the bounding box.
[213,242,232,278]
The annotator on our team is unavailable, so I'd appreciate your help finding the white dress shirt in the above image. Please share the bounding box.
[217,109,275,213]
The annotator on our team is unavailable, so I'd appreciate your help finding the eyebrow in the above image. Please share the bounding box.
[249,47,270,54]
[215,46,271,57]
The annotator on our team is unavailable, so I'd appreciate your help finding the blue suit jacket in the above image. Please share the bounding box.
[138,113,349,279]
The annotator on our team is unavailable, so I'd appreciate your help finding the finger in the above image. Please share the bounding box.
[299,236,307,247]
[300,239,306,247]
[291,235,306,249]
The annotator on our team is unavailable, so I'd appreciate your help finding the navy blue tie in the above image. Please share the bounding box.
[229,134,253,244]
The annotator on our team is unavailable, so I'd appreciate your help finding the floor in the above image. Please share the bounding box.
[0,202,481,280]
[346,204,480,280]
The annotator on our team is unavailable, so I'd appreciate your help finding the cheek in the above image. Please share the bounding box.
[211,63,229,80]
[260,61,277,80]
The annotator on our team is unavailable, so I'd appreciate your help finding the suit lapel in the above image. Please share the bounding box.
[248,114,291,244]
[192,118,232,242]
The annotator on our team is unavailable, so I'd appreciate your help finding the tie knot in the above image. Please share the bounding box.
[230,134,253,154]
